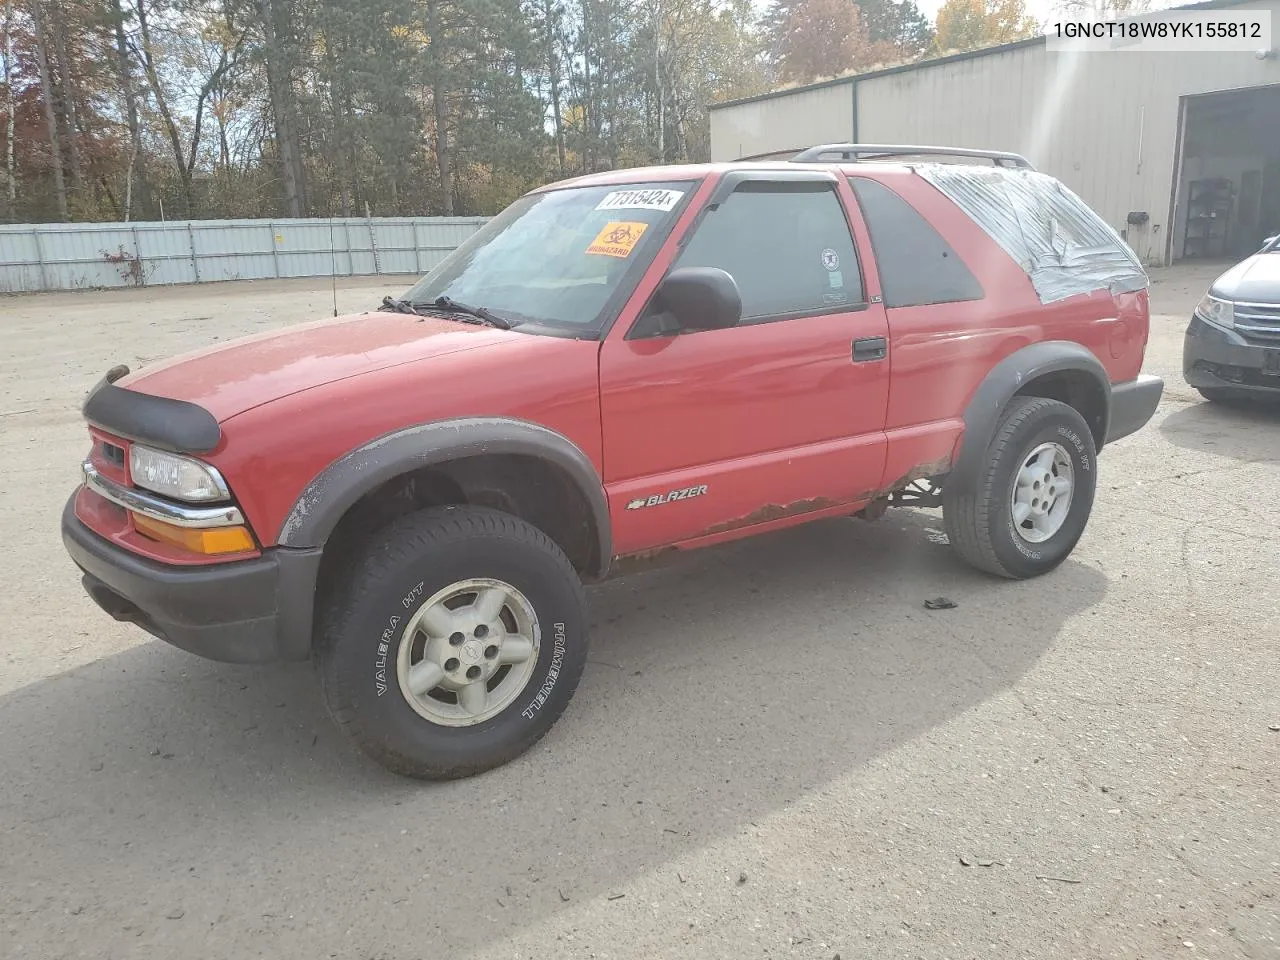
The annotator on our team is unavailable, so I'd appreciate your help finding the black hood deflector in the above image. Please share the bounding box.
[82,365,222,454]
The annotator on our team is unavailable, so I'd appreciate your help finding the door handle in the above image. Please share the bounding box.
[852,337,887,362]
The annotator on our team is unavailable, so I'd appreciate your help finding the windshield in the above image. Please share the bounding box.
[402,181,696,332]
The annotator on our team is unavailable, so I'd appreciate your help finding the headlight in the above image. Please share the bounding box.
[1194,294,1234,328]
[129,445,229,502]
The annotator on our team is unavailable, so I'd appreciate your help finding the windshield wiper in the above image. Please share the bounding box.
[379,295,422,316]
[421,295,513,330]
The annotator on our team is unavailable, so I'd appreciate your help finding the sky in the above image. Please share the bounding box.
[909,0,1181,31]
[745,0,1184,35]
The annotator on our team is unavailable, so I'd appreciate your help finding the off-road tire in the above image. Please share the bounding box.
[943,397,1097,579]
[318,505,588,780]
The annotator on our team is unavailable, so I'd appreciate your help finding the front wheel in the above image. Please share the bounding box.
[943,397,1098,579]
[318,505,589,780]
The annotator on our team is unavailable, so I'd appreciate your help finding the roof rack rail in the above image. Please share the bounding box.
[735,148,806,161]
[790,143,1034,170]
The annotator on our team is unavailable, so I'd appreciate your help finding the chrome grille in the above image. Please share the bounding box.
[1234,301,1280,344]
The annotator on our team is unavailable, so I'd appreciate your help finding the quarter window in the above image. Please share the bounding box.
[671,184,864,323]
[850,176,983,308]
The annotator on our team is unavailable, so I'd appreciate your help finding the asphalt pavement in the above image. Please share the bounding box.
[1,264,1276,960]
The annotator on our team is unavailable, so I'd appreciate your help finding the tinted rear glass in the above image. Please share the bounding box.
[850,176,983,308]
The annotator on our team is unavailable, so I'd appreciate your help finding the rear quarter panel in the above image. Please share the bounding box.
[860,170,1145,479]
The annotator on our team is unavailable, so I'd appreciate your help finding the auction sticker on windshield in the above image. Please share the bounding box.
[595,189,684,212]
[586,221,648,258]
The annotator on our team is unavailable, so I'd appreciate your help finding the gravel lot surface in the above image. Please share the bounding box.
[1,265,1276,960]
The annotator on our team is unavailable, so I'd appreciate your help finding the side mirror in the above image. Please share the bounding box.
[652,267,741,333]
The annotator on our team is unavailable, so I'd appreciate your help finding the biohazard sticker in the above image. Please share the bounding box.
[821,248,840,271]
[586,221,648,258]
[595,189,684,212]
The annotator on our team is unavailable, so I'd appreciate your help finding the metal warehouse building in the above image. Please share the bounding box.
[710,0,1280,265]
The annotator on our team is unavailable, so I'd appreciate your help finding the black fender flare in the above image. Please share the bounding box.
[276,417,612,579]
[950,341,1111,491]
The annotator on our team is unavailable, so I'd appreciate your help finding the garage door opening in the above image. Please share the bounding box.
[1171,84,1280,263]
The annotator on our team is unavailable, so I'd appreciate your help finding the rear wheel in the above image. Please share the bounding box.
[943,397,1097,579]
[318,505,589,780]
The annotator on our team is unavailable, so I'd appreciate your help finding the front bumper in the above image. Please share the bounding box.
[1106,374,1164,443]
[1183,314,1280,396]
[61,495,322,663]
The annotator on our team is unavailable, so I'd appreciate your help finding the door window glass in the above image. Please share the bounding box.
[672,184,864,323]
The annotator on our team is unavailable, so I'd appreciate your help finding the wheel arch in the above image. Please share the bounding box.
[951,342,1111,492]
[279,418,613,582]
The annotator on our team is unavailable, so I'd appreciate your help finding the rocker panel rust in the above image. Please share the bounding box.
[880,454,953,497]
[610,456,954,575]
[700,496,840,537]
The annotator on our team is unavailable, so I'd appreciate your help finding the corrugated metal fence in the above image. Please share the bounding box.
[0,216,490,294]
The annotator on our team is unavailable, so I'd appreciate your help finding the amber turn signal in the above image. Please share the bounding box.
[132,513,256,555]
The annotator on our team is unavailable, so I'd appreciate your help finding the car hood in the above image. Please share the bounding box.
[1210,252,1280,303]
[116,311,517,422]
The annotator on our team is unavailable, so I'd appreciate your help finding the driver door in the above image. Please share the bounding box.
[598,171,891,556]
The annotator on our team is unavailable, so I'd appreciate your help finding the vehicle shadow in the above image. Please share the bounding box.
[1158,397,1280,461]
[1,510,1105,958]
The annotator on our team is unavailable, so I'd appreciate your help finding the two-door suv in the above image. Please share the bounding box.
[63,144,1164,779]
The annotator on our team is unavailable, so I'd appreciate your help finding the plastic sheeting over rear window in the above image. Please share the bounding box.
[914,163,1149,304]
